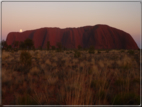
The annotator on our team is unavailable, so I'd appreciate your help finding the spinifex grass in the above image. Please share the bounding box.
[2,49,140,105]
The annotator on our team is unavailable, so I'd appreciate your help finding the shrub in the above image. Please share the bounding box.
[56,42,62,51]
[99,90,105,99]
[88,46,94,54]
[17,94,38,105]
[47,41,50,50]
[63,47,67,50]
[74,50,81,58]
[121,49,124,53]
[29,66,40,75]
[13,41,19,49]
[20,51,32,67]
[19,41,26,50]
[127,50,134,55]
[112,93,140,105]
[2,52,10,60]
[88,70,92,75]
[66,52,70,54]
[39,46,42,50]
[114,79,124,86]
[56,48,62,52]
[7,45,12,51]
[24,38,34,50]
[106,50,109,53]
[14,48,18,52]
[78,45,82,50]
[32,46,35,51]
[1,40,8,49]
[98,50,101,54]
[121,63,130,70]
[51,46,56,50]
[91,80,97,89]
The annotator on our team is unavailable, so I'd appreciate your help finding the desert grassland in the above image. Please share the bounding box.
[1,49,140,105]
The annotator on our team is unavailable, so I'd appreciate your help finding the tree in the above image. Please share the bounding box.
[24,38,34,50]
[88,45,95,54]
[32,46,35,51]
[47,41,50,50]
[51,46,56,50]
[74,50,81,58]
[19,41,26,50]
[56,42,62,51]
[13,41,19,49]
[78,45,82,50]
[56,42,62,52]
[7,45,12,51]
[20,51,32,72]
[63,47,67,50]
[39,46,42,50]
[1,40,7,49]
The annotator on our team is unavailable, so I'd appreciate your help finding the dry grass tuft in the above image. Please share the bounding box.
[46,75,58,84]
[2,51,10,60]
[29,66,41,75]
[98,60,105,68]
[45,59,51,65]
[91,65,99,75]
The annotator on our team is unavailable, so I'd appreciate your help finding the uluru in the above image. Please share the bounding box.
[6,24,139,49]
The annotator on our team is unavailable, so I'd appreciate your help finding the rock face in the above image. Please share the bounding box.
[6,24,139,49]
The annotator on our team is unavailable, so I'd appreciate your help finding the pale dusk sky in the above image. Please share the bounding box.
[1,0,141,48]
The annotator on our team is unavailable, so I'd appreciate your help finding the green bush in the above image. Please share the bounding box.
[20,51,32,67]
[74,50,81,58]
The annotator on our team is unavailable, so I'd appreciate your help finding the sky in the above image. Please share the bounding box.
[1,1,141,48]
